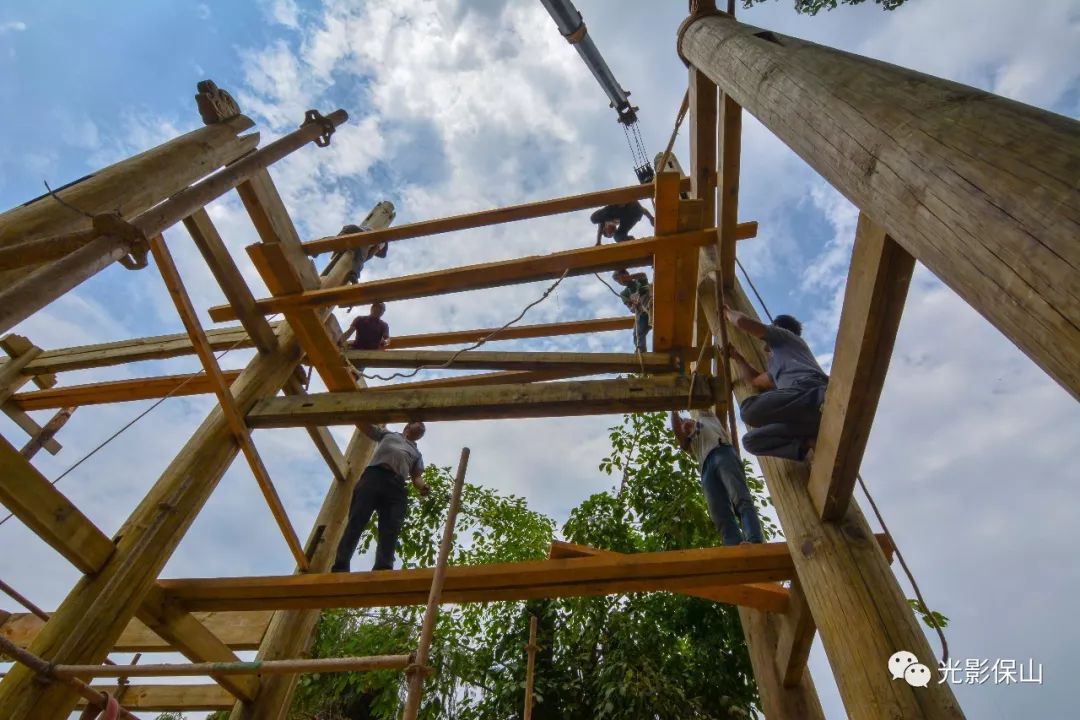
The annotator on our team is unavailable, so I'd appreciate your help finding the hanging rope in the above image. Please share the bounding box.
[732,260,949,664]
[359,271,570,383]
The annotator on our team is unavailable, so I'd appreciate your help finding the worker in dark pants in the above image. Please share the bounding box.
[670,409,764,545]
[325,223,388,284]
[612,268,651,352]
[591,201,654,244]
[724,307,829,462]
[331,422,429,572]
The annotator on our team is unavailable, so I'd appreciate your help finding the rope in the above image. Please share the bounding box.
[359,271,569,382]
[43,180,96,220]
[0,326,267,529]
[733,261,949,664]
[0,577,50,621]
[654,90,690,184]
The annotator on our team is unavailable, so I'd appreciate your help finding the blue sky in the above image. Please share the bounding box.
[1,1,1078,718]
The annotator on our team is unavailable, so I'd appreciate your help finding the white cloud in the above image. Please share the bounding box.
[195,4,211,21]
[0,20,27,34]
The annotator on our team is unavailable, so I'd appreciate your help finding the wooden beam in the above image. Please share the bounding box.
[77,684,235,712]
[346,349,679,373]
[158,542,797,612]
[680,12,1080,400]
[775,579,815,688]
[211,229,731,322]
[246,375,718,427]
[386,316,634,349]
[0,434,114,574]
[367,369,589,392]
[11,370,242,411]
[136,586,259,701]
[698,272,964,719]
[148,234,308,571]
[183,208,278,353]
[1,400,62,454]
[301,178,694,254]
[740,606,826,719]
[19,406,75,460]
[2,611,273,652]
[1,335,54,390]
[716,92,742,290]
[548,541,789,613]
[809,215,914,520]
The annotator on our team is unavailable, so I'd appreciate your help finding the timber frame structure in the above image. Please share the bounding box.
[1,4,1076,718]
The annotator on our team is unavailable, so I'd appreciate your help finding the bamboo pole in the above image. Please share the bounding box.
[53,654,411,679]
[401,447,470,720]
[523,615,539,720]
[0,636,138,720]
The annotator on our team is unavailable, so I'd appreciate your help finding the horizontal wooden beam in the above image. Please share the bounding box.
[11,370,243,411]
[1,610,273,652]
[1,401,62,454]
[347,349,679,373]
[0,434,114,574]
[367,369,588,391]
[1,317,634,377]
[385,316,634,349]
[548,541,789,613]
[77,684,234,712]
[246,375,718,427]
[301,178,694,254]
[158,542,795,612]
[211,230,723,322]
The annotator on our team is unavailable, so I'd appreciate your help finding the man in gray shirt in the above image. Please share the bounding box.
[670,409,763,545]
[332,421,429,572]
[724,306,829,462]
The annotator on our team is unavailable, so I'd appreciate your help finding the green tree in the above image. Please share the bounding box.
[743,0,908,14]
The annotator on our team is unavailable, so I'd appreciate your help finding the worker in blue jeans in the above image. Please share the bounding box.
[671,410,764,545]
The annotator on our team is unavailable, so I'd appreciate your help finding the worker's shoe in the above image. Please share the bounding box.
[344,270,359,284]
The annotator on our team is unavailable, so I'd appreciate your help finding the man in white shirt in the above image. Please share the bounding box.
[670,409,764,545]
[331,421,430,572]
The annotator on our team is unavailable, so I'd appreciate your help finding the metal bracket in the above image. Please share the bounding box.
[302,110,336,147]
[92,213,149,270]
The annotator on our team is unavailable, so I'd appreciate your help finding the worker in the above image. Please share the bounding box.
[340,301,390,351]
[325,223,388,284]
[724,307,829,462]
[670,409,764,545]
[612,268,651,352]
[331,421,430,572]
[591,201,654,244]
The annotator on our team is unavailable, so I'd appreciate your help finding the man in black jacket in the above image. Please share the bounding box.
[591,201,654,244]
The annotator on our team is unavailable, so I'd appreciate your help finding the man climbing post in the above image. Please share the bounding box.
[612,269,651,352]
[671,409,764,545]
[325,223,389,284]
[723,306,829,462]
[331,421,430,572]
[591,200,653,245]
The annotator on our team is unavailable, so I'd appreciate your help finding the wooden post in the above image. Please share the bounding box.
[523,615,539,720]
[19,406,75,460]
[698,274,965,719]
[679,11,1080,398]
[402,447,470,720]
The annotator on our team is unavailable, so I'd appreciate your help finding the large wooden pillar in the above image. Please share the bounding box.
[679,12,1080,399]
[698,271,964,719]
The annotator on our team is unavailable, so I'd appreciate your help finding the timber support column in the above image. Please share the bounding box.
[678,11,1080,398]
[699,272,964,719]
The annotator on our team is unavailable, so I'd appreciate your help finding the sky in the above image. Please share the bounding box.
[1,0,1077,718]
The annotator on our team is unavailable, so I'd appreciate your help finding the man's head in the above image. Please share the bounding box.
[772,314,802,336]
[612,268,631,286]
[370,301,386,318]
[681,417,696,436]
[403,421,426,441]
[601,221,618,238]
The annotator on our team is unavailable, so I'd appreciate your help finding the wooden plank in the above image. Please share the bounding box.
[548,541,789,613]
[697,270,964,719]
[148,234,308,571]
[740,606,826,720]
[183,208,277,353]
[717,93,742,290]
[1,401,62,454]
[689,66,718,225]
[809,215,915,520]
[1,335,54,390]
[650,249,678,352]
[681,12,1080,401]
[236,169,322,289]
[345,349,679,373]
[211,229,725,322]
[0,317,635,379]
[0,434,114,573]
[137,586,260,701]
[19,406,75,460]
[158,542,797,612]
[775,579,815,687]
[2,610,273,652]
[302,178,694,254]
[11,370,242,411]
[367,369,589,392]
[76,684,235,711]
[654,171,682,235]
[246,375,718,427]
